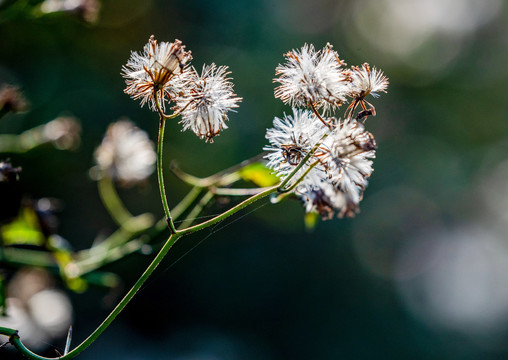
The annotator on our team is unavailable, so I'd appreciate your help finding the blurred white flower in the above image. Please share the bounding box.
[43,116,81,150]
[94,119,156,186]
[274,43,350,113]
[122,36,192,111]
[350,0,502,74]
[174,63,242,142]
[40,0,101,23]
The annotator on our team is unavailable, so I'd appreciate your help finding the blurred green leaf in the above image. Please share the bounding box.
[48,235,88,293]
[239,163,279,187]
[0,207,44,246]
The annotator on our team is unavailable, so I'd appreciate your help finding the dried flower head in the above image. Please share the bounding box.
[264,108,328,185]
[94,120,156,186]
[43,116,81,150]
[274,43,350,113]
[297,173,359,219]
[346,63,389,119]
[0,84,29,114]
[122,36,192,111]
[318,119,376,205]
[174,63,242,142]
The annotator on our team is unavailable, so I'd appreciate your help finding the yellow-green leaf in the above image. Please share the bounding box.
[1,207,44,246]
[239,163,279,187]
[304,212,320,232]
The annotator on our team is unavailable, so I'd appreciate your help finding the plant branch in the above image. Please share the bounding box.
[177,185,278,235]
[156,116,177,234]
[177,191,214,229]
[170,152,266,188]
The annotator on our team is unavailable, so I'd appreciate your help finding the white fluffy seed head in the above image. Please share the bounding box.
[264,108,329,185]
[319,119,376,204]
[174,63,242,142]
[122,36,192,111]
[349,63,389,100]
[274,43,350,113]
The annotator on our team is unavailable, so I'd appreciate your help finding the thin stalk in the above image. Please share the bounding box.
[310,104,332,129]
[310,103,332,129]
[177,186,278,235]
[73,238,148,276]
[271,160,320,204]
[211,186,274,196]
[156,116,177,234]
[0,232,182,360]
[278,133,328,192]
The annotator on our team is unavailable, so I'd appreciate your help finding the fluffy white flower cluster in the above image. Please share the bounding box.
[122,36,242,142]
[266,43,388,219]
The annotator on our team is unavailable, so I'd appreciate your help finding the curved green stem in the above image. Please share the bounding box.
[157,117,177,234]
[97,175,133,226]
[170,153,266,188]
[0,233,182,360]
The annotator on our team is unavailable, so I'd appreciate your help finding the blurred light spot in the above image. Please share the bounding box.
[479,157,508,228]
[349,0,502,75]
[0,269,73,351]
[396,226,508,338]
[28,290,73,338]
[0,298,50,351]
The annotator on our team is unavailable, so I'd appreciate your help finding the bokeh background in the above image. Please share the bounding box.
[1,0,508,359]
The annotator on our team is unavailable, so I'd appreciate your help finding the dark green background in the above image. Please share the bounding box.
[1,0,508,359]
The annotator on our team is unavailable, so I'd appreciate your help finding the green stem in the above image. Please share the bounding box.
[278,134,328,192]
[0,233,182,360]
[177,186,278,235]
[211,186,274,196]
[171,153,266,188]
[157,117,177,234]
[178,191,214,229]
